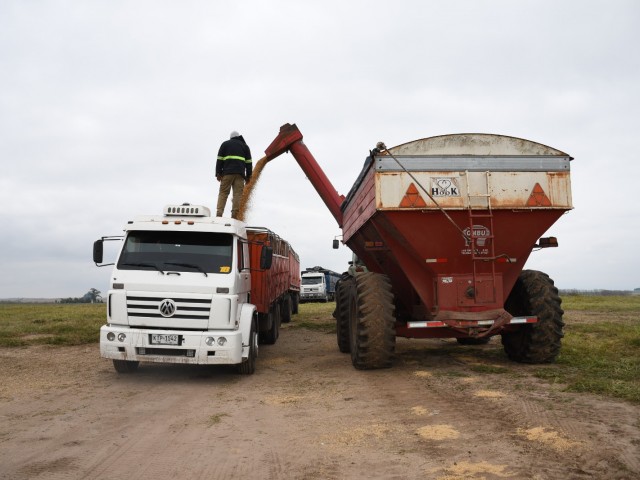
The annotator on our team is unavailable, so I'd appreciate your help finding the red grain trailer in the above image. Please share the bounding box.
[247,227,300,344]
[264,124,572,369]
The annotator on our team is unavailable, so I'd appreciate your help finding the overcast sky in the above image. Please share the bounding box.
[1,0,638,298]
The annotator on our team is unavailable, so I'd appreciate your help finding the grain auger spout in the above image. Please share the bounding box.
[264,123,345,226]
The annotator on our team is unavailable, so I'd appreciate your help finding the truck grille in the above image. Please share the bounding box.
[126,295,211,321]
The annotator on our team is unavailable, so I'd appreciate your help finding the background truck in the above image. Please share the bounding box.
[264,124,572,369]
[300,267,341,302]
[92,203,300,375]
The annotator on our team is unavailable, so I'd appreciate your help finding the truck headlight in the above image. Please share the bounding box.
[217,337,227,346]
[205,337,215,346]
[117,333,126,342]
[107,332,115,341]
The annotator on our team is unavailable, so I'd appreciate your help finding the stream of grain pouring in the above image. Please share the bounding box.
[236,156,268,222]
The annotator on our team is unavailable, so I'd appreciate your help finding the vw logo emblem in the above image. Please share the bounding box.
[159,299,177,317]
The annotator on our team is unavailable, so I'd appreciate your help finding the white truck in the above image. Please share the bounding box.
[92,203,299,375]
[300,267,341,302]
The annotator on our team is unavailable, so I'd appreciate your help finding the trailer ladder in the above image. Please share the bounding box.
[465,170,497,304]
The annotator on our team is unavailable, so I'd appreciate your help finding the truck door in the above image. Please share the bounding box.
[237,239,251,302]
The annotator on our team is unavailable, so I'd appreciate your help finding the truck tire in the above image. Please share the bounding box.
[262,303,280,345]
[113,359,139,373]
[333,275,354,353]
[349,272,396,369]
[238,320,258,375]
[281,294,292,324]
[501,270,564,363]
[291,293,299,314]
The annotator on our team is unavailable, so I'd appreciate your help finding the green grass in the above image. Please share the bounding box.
[0,303,105,347]
[562,294,640,312]
[535,321,640,403]
[289,301,336,333]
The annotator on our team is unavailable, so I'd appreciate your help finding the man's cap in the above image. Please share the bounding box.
[230,131,240,139]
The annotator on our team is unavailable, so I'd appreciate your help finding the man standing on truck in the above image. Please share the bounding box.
[216,131,252,219]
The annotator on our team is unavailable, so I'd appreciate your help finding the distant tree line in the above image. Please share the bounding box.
[59,288,103,304]
[560,289,637,296]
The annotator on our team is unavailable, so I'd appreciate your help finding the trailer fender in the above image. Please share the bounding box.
[238,303,257,360]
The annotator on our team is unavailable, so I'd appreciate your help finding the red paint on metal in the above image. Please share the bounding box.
[247,229,300,315]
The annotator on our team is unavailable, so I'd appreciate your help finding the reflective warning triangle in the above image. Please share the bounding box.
[400,183,427,207]
[526,183,552,206]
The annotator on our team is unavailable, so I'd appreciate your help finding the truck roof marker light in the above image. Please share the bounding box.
[188,221,194,225]
[162,220,169,224]
[163,204,210,217]
[174,220,182,225]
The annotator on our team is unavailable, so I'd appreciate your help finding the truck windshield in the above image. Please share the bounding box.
[118,231,233,274]
[302,276,322,285]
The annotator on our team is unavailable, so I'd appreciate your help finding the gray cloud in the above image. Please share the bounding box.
[1,0,639,297]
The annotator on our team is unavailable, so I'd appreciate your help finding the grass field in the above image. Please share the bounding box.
[1,296,638,403]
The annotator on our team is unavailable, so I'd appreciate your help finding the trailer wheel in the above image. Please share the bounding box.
[238,320,258,375]
[281,294,292,324]
[112,359,139,373]
[349,272,396,369]
[501,270,564,363]
[262,303,280,345]
[333,275,354,353]
[291,293,299,315]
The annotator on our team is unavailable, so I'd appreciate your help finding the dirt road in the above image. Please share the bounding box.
[1,312,639,479]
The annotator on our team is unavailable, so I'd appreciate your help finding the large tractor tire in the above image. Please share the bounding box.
[349,272,396,370]
[291,293,299,314]
[238,320,258,375]
[501,269,564,363]
[333,275,354,353]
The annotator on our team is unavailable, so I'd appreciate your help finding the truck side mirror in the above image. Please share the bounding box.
[93,240,104,264]
[332,239,340,249]
[260,245,273,270]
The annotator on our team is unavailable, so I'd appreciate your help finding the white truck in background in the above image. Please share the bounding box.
[300,267,341,302]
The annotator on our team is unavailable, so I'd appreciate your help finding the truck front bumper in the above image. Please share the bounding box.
[300,293,325,300]
[100,325,244,365]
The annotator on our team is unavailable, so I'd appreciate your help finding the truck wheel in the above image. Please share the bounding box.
[238,321,258,375]
[501,270,564,363]
[349,272,396,369]
[333,276,354,353]
[113,359,139,373]
[262,303,280,345]
[291,293,299,314]
[281,295,292,324]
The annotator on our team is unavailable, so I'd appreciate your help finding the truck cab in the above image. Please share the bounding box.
[93,204,268,374]
[300,271,330,302]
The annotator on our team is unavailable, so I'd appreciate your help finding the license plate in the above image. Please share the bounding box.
[150,334,180,345]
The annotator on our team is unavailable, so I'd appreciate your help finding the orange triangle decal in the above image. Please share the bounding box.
[400,183,427,208]
[526,183,552,206]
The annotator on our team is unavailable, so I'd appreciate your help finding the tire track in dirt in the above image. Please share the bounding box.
[395,338,635,478]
